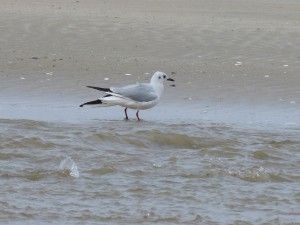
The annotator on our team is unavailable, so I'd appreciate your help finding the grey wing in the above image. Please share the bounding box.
[111,83,158,102]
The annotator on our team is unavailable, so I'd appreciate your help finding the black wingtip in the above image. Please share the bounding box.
[79,99,102,107]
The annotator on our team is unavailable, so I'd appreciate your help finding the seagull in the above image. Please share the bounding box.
[80,71,175,120]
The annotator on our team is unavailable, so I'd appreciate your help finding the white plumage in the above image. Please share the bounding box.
[80,71,175,120]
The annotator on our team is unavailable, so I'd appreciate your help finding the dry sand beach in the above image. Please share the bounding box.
[1,0,300,224]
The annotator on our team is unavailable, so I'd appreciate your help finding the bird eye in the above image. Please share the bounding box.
[163,75,166,79]
[158,76,161,79]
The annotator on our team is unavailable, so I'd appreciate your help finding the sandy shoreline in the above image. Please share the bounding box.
[0,0,300,125]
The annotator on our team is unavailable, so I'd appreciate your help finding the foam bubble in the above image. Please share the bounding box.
[235,61,242,66]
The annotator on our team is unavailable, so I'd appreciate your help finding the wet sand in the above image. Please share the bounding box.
[1,0,300,125]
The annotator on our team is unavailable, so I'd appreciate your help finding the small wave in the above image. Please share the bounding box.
[127,129,224,150]
[1,168,61,181]
[253,150,269,160]
[86,166,118,175]
[141,210,180,223]
[227,166,271,182]
[23,169,52,181]
[83,129,215,150]
[3,137,57,149]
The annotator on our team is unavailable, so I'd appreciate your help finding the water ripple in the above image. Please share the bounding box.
[1,118,300,224]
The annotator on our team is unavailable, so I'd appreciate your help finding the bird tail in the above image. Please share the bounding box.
[79,99,103,107]
[86,86,111,92]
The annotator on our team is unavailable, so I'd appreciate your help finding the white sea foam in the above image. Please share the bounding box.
[59,157,79,178]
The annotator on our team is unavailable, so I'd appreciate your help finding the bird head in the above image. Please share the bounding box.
[151,71,175,84]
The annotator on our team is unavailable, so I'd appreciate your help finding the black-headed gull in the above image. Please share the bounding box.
[80,71,175,120]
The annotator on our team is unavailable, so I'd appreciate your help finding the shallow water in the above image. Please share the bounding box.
[1,0,300,224]
[1,117,300,225]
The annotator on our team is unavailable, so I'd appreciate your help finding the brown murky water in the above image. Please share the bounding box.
[1,108,300,224]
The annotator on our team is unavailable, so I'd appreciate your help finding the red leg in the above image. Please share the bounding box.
[136,110,140,121]
[124,108,128,120]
